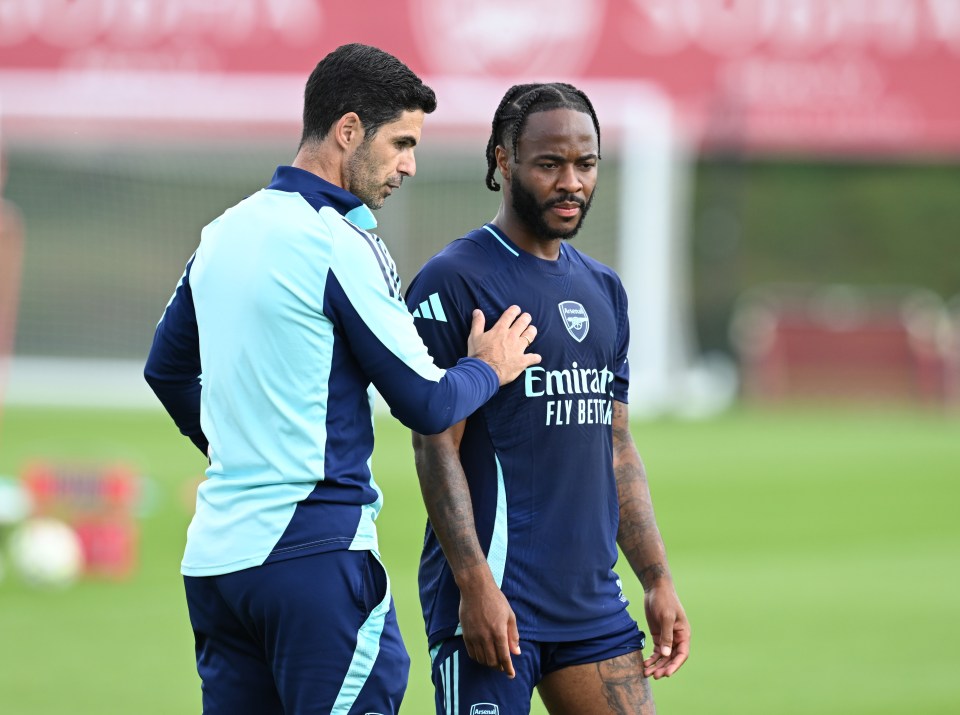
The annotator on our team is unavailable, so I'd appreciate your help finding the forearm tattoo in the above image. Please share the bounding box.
[415,443,486,571]
[612,401,668,590]
[635,562,667,589]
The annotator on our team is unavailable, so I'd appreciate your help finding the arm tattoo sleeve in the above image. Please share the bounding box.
[612,401,670,590]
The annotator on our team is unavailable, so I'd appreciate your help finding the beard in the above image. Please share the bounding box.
[346,139,400,210]
[510,173,594,241]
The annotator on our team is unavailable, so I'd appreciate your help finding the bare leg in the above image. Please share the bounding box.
[536,650,655,715]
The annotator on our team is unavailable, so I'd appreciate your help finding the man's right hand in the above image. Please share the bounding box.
[457,566,521,678]
[467,306,540,386]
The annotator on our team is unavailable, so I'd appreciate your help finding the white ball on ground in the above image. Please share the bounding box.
[8,517,85,588]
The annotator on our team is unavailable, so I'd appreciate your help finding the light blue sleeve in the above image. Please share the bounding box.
[323,214,498,434]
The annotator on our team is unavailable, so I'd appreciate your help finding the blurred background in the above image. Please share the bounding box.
[0,2,958,714]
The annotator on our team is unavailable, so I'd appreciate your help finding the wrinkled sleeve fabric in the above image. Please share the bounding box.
[324,219,497,434]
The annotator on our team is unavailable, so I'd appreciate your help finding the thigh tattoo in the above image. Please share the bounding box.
[597,655,653,714]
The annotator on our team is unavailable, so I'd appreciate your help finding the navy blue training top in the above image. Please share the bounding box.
[407,223,635,644]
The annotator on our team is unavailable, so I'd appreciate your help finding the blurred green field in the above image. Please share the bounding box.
[0,404,958,714]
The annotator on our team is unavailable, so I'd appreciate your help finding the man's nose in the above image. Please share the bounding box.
[398,149,416,178]
[556,163,582,193]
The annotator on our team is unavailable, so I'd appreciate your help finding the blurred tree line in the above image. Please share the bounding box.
[691,159,960,356]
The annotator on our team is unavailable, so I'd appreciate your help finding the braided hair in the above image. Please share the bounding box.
[484,83,601,192]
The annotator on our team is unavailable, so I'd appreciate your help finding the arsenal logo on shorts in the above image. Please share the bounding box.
[558,300,589,342]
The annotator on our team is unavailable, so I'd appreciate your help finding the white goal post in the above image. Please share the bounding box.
[2,73,734,415]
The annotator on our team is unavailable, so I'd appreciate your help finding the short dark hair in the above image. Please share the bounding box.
[485,83,601,192]
[300,43,437,147]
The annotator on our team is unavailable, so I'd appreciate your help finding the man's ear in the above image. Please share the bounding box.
[333,112,364,150]
[495,145,511,184]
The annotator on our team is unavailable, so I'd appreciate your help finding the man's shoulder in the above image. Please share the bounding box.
[221,188,339,233]
[299,203,384,259]
[565,244,625,296]
[416,228,500,281]
[566,243,619,278]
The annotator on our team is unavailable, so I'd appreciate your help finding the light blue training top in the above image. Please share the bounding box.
[144,166,499,576]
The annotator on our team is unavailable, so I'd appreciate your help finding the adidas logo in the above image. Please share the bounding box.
[411,292,447,322]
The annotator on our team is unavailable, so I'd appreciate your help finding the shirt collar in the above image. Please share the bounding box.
[267,165,377,230]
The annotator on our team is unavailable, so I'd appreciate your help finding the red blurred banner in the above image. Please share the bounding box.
[1,0,959,155]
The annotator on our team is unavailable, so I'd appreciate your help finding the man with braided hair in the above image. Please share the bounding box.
[406,83,690,714]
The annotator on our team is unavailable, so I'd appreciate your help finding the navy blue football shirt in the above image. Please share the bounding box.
[407,223,636,645]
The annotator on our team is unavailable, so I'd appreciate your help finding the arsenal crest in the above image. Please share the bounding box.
[558,301,589,342]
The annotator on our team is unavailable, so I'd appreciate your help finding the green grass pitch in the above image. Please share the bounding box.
[0,404,958,714]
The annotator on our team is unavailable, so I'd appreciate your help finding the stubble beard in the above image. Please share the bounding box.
[347,139,396,210]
